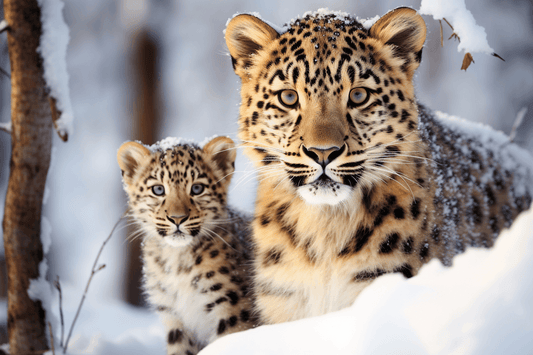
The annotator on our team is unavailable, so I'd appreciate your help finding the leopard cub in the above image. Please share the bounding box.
[117,136,255,355]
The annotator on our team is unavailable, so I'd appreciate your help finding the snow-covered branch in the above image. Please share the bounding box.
[419,0,502,70]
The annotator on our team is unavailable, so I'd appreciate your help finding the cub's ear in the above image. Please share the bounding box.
[117,141,151,180]
[225,14,279,80]
[203,136,236,186]
[370,7,426,78]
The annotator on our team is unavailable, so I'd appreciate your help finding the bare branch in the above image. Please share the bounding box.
[509,107,528,142]
[63,213,126,354]
[439,20,443,47]
[492,52,505,62]
[448,32,460,42]
[53,276,65,349]
[48,322,55,355]
[0,66,10,79]
[442,18,460,42]
[443,17,454,31]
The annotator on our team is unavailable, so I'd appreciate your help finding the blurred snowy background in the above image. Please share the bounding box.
[0,0,532,352]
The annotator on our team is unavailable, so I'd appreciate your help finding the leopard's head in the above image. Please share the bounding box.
[225,8,426,207]
[117,136,236,247]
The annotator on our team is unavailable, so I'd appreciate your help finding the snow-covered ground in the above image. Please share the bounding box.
[7,206,530,355]
[202,208,533,355]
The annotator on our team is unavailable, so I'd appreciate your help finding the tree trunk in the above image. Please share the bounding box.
[2,0,51,352]
[125,29,160,307]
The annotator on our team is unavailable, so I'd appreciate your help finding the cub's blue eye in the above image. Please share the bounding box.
[191,184,205,196]
[152,185,165,196]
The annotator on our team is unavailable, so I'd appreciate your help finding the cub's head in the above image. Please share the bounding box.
[117,136,236,247]
[225,8,426,206]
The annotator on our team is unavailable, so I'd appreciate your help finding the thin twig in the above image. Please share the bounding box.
[442,18,460,42]
[492,52,505,62]
[509,107,528,142]
[0,66,10,79]
[439,20,443,47]
[63,213,126,354]
[442,17,454,31]
[53,276,65,349]
[48,322,56,355]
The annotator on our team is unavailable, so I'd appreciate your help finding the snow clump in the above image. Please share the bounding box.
[37,0,74,137]
[419,0,493,54]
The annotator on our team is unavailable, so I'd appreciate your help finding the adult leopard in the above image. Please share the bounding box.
[224,7,533,324]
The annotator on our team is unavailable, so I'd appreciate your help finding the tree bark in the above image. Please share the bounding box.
[2,0,51,352]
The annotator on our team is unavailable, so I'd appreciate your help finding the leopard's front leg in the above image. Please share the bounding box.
[159,312,200,355]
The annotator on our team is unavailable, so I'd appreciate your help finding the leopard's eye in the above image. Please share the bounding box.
[278,90,298,107]
[191,184,205,196]
[349,88,370,106]
[152,185,165,196]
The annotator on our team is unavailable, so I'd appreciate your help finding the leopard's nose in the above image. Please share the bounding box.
[302,144,345,167]
[167,215,188,226]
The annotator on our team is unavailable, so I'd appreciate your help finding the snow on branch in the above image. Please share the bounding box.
[0,19,9,33]
[0,120,11,133]
[37,0,73,141]
[419,0,502,70]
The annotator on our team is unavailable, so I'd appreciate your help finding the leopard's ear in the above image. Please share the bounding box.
[370,7,426,78]
[225,14,279,80]
[117,141,151,181]
[203,136,236,186]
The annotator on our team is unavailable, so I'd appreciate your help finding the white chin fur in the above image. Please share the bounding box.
[297,183,352,206]
[164,235,193,248]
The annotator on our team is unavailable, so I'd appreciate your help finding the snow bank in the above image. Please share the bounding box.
[419,0,493,54]
[37,0,74,137]
[201,207,533,355]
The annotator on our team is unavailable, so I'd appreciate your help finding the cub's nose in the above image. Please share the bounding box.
[302,144,345,167]
[167,215,188,226]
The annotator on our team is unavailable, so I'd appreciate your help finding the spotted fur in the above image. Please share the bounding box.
[117,137,256,354]
[225,8,533,324]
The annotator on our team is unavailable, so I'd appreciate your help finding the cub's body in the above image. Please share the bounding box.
[118,137,255,354]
